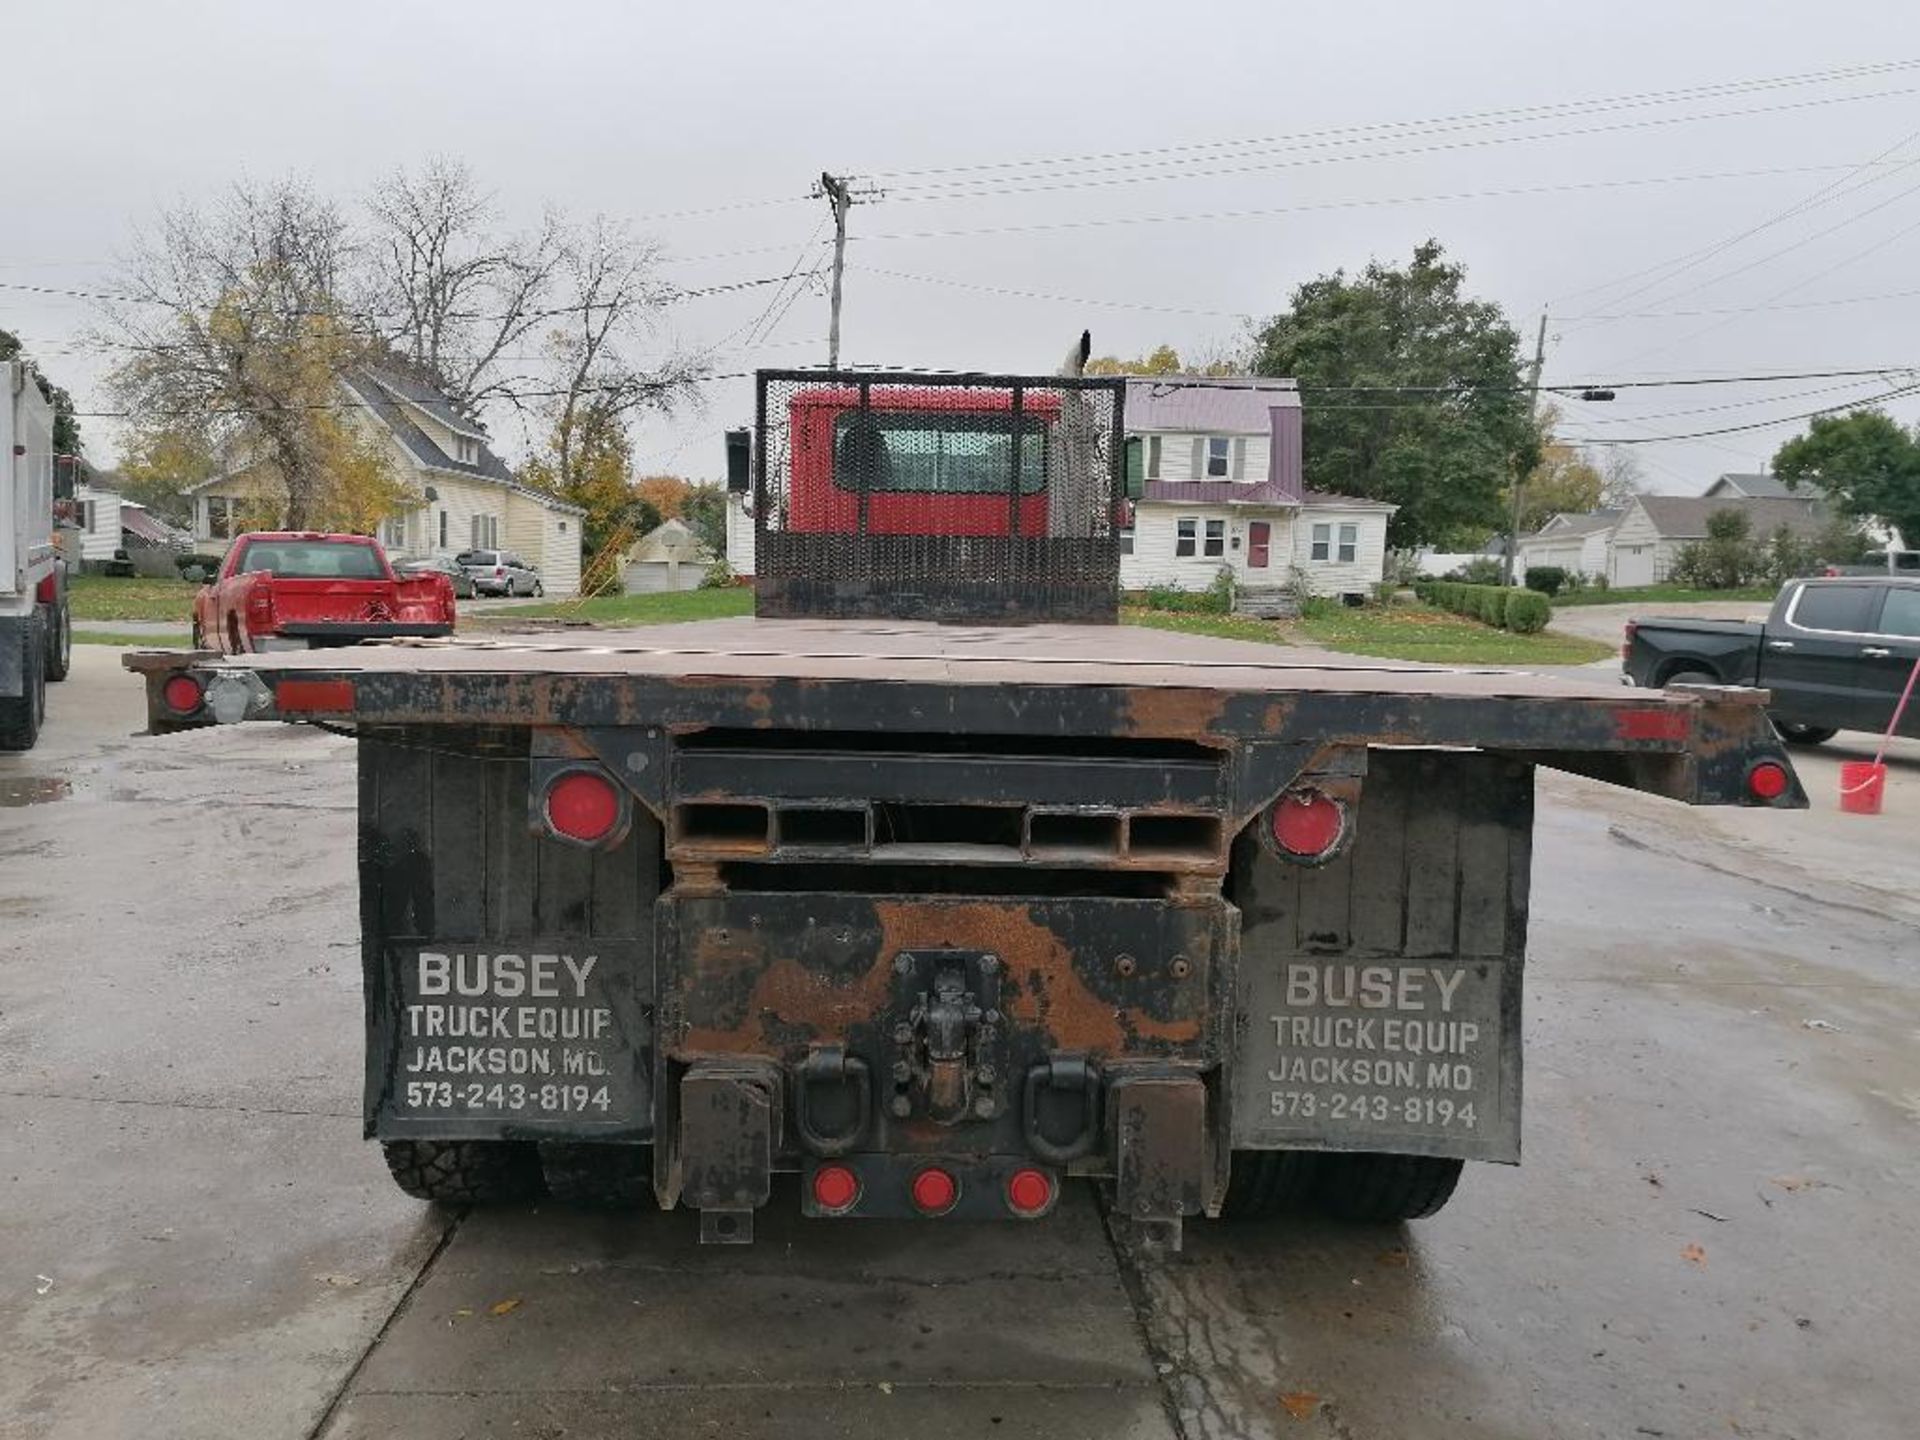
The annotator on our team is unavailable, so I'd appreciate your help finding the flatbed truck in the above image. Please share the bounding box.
[128,368,1806,1247]
[3,361,72,751]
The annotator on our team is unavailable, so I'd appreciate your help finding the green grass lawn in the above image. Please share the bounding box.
[69,574,200,623]
[73,629,192,648]
[477,586,755,627]
[1299,604,1615,664]
[1548,584,1776,607]
[1122,609,1296,645]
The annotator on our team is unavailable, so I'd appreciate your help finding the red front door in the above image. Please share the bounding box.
[1248,521,1271,569]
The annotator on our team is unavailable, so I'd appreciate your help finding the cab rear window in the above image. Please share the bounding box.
[1789,584,1876,633]
[236,541,385,579]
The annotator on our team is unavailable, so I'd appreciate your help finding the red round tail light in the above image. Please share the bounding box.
[163,675,204,715]
[1005,1167,1055,1218]
[910,1166,958,1215]
[1272,789,1346,860]
[811,1164,860,1214]
[544,770,621,844]
[1747,761,1791,801]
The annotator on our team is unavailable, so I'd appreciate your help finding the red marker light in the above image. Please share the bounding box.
[162,675,203,714]
[1005,1168,1054,1217]
[910,1167,958,1215]
[1272,790,1345,859]
[811,1164,860,1213]
[545,771,621,844]
[1747,761,1791,801]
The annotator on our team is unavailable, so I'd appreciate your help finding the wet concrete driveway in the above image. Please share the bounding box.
[2,649,1916,1439]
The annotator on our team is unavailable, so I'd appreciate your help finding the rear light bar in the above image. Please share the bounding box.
[1747,760,1791,802]
[541,768,626,847]
[1621,619,1637,663]
[162,674,204,715]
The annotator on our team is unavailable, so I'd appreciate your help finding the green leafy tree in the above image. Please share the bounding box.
[1513,404,1604,533]
[1251,240,1538,549]
[680,482,729,558]
[1771,409,1920,545]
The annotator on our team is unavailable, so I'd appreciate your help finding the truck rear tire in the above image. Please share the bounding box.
[1775,721,1836,746]
[1313,1153,1464,1223]
[45,602,71,682]
[538,1142,653,1207]
[1219,1149,1321,1219]
[0,620,45,752]
[381,1139,546,1205]
[1659,666,1717,688]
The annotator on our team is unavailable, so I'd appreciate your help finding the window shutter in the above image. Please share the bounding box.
[1232,437,1247,479]
[1189,438,1204,480]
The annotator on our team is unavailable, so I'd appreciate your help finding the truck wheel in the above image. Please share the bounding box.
[381,1139,546,1205]
[1313,1153,1463,1223]
[1219,1149,1321,1219]
[1775,722,1836,746]
[0,622,45,752]
[45,602,71,682]
[539,1142,653,1207]
[1659,666,1717,688]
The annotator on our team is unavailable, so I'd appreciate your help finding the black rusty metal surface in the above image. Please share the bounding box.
[752,370,1125,623]
[1109,1071,1213,1224]
[1230,749,1532,1164]
[178,617,1806,810]
[658,891,1226,1164]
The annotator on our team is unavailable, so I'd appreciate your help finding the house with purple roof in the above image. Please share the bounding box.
[1119,377,1396,599]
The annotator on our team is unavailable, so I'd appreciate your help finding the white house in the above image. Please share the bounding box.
[1119,377,1395,598]
[1514,509,1620,581]
[1606,494,1829,588]
[70,476,126,565]
[185,367,586,595]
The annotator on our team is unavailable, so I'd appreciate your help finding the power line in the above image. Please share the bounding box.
[856,266,1248,318]
[850,163,1904,246]
[874,57,1920,182]
[883,88,1920,205]
[1559,283,1920,322]
[1570,379,1920,445]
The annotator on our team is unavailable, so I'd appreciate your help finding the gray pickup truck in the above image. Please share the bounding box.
[1623,576,1920,744]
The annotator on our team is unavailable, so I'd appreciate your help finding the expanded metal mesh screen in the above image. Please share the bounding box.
[753,370,1126,624]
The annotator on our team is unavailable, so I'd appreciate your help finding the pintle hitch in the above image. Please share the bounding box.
[889,950,1005,1126]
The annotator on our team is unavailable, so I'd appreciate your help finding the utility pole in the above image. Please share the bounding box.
[1505,309,1549,587]
[813,172,880,369]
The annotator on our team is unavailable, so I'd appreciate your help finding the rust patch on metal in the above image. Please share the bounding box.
[873,902,1202,1050]
[1121,686,1229,740]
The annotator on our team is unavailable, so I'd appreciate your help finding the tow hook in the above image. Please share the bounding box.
[794,1045,871,1156]
[1023,1055,1102,1163]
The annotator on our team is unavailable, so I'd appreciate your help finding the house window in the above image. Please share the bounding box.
[82,500,96,533]
[470,513,499,550]
[1175,517,1197,557]
[558,520,567,534]
[1205,437,1231,478]
[1311,523,1330,561]
[438,510,448,549]
[1204,519,1225,557]
[1146,435,1162,480]
[456,437,477,464]
[1338,524,1358,563]
[380,517,406,551]
[1119,526,1135,555]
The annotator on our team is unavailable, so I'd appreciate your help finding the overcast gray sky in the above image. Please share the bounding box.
[6,0,1919,495]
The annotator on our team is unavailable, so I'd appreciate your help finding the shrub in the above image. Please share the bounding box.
[1505,590,1551,633]
[1524,566,1566,597]
[1448,556,1506,586]
[1480,588,1510,627]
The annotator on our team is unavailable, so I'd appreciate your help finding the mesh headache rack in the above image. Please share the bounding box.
[749,369,1127,625]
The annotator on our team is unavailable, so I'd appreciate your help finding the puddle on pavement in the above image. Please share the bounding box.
[0,775,72,807]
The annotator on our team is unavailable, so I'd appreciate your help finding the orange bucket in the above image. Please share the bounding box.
[1839,761,1887,815]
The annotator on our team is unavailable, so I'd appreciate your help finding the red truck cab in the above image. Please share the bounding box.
[193,532,456,655]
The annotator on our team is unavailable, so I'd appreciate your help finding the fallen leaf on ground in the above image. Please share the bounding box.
[489,1298,522,1317]
[1376,1249,1410,1267]
[1681,1243,1707,1268]
[313,1273,361,1288]
[1279,1392,1322,1420]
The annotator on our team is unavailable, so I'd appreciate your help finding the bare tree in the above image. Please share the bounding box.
[537,215,706,495]
[102,178,376,530]
[1598,448,1646,509]
[366,158,563,410]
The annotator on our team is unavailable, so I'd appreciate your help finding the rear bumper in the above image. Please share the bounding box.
[274,622,453,644]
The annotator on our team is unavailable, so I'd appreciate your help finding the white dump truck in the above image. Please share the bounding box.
[2,360,72,749]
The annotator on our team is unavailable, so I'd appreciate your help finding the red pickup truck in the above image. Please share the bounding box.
[191,532,456,654]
